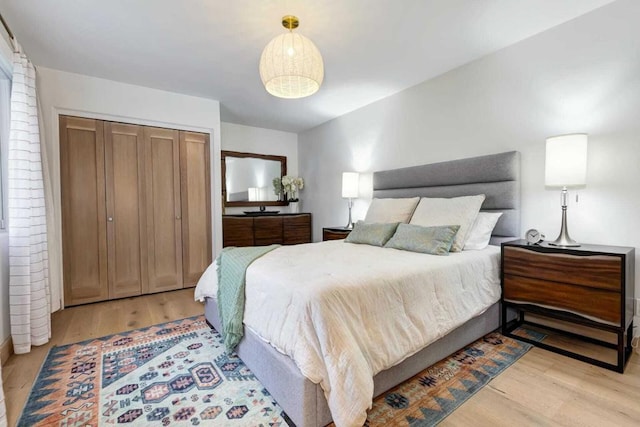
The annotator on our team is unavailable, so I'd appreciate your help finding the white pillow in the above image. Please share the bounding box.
[364,197,420,224]
[409,195,485,252]
[464,212,503,251]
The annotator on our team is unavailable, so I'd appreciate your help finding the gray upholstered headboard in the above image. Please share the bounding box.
[372,151,520,245]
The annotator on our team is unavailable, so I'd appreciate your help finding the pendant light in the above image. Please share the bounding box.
[259,15,324,99]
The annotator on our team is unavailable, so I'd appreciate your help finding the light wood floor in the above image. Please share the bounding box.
[2,290,639,426]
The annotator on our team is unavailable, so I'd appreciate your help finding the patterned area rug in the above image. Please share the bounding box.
[19,316,287,426]
[361,328,544,426]
[20,315,541,427]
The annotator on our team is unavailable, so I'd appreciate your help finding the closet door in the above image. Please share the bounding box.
[179,131,212,287]
[60,116,108,306]
[144,126,183,292]
[104,122,146,298]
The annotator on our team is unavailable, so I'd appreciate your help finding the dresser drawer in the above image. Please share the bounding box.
[254,217,283,245]
[284,226,311,244]
[503,274,621,324]
[284,215,312,244]
[503,246,621,291]
[222,217,254,247]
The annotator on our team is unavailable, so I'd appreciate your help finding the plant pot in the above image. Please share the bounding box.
[289,201,300,214]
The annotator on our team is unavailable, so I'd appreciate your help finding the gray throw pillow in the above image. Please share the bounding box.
[345,221,399,247]
[384,224,460,255]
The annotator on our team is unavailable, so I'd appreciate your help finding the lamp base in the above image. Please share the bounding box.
[549,198,580,247]
[548,236,580,247]
[345,198,354,229]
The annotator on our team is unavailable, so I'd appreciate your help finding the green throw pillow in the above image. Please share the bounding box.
[345,221,399,247]
[384,224,460,255]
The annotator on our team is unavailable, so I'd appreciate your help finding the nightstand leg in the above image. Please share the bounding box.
[621,321,634,373]
[617,329,625,373]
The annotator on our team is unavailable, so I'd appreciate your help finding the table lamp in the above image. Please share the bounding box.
[544,134,588,247]
[342,172,359,229]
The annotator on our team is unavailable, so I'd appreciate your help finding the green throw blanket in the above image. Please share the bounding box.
[216,244,280,351]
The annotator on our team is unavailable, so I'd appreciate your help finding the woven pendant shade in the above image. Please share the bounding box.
[259,18,324,99]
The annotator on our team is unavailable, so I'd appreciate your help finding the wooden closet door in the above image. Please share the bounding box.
[144,126,183,292]
[105,122,146,298]
[179,131,212,287]
[60,116,108,306]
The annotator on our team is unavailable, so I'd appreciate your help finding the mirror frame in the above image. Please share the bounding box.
[221,150,288,207]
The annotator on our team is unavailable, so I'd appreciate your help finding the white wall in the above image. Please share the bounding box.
[221,122,298,214]
[37,67,222,310]
[299,0,640,317]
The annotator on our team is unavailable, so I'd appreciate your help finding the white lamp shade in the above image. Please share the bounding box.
[342,172,359,198]
[259,32,324,99]
[545,134,588,187]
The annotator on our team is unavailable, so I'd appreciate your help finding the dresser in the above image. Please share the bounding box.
[501,240,635,372]
[222,213,312,247]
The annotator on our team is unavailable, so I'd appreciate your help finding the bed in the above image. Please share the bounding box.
[199,150,520,426]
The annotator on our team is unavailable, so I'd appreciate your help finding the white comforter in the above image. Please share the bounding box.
[195,240,501,427]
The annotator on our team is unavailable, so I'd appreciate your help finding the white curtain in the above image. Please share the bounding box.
[7,41,51,354]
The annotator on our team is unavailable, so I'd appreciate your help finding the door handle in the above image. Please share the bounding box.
[107,217,113,222]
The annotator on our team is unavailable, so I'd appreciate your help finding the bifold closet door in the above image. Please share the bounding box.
[62,117,211,305]
[104,122,146,299]
[180,131,212,287]
[60,116,108,306]
[144,126,184,293]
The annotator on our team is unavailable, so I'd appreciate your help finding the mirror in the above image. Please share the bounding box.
[221,150,288,207]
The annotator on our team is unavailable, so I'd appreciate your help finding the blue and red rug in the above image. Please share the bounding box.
[19,316,287,426]
[19,316,541,426]
[361,328,543,426]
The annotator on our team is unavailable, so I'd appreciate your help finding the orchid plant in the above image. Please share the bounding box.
[274,175,305,202]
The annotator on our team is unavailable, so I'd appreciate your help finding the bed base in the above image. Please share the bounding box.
[205,298,500,427]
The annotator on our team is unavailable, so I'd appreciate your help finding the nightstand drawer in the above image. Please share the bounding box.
[503,246,621,291]
[503,274,621,324]
[323,229,350,241]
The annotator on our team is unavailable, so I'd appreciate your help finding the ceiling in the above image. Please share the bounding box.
[0,0,614,133]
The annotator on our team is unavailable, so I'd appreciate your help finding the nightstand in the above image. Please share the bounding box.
[501,239,635,372]
[322,226,352,241]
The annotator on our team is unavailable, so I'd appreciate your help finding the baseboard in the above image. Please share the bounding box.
[1,336,13,366]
